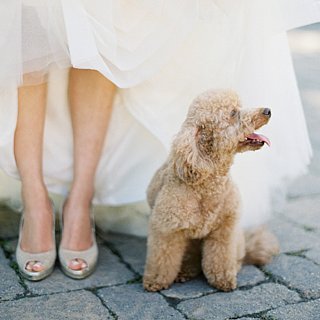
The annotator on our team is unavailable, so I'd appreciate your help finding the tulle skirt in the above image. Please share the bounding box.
[0,0,319,235]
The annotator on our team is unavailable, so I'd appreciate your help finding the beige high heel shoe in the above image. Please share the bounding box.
[58,201,98,280]
[16,201,56,281]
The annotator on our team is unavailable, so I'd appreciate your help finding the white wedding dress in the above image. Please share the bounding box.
[0,0,319,236]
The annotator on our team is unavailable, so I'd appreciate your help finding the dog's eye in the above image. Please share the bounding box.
[230,110,238,117]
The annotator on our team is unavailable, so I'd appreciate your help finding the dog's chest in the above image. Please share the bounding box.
[185,197,224,239]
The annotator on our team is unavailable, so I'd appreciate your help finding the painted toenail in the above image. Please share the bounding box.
[26,261,43,272]
[71,260,79,266]
[33,262,43,269]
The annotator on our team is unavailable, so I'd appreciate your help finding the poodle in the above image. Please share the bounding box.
[143,90,279,292]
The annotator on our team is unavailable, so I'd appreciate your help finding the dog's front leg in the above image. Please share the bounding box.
[143,230,187,292]
[202,221,238,292]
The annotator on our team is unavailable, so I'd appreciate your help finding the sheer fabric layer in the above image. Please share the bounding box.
[1,0,320,87]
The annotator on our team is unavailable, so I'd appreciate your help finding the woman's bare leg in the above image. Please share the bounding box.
[61,68,116,270]
[15,81,53,272]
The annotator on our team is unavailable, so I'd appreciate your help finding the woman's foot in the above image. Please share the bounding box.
[59,196,94,271]
[19,188,54,273]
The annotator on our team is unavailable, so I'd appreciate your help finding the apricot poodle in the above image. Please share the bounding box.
[143,90,279,292]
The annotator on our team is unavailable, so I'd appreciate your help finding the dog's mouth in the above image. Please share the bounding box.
[240,133,271,147]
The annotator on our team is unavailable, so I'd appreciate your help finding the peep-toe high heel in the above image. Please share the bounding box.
[16,200,56,281]
[58,201,98,279]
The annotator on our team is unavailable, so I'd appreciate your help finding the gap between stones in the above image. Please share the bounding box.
[258,265,316,302]
[0,238,29,299]
[100,239,141,280]
[229,296,320,320]
[284,249,320,267]
[160,294,189,319]
[229,307,274,319]
[87,288,119,320]
[277,211,319,234]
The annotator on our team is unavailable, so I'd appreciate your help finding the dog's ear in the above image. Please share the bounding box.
[196,124,215,156]
[173,126,211,183]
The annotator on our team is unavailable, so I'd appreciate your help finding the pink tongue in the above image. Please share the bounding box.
[247,133,271,146]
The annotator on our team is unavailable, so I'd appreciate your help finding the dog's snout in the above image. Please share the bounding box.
[262,108,271,117]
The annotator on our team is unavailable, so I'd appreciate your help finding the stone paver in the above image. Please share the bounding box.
[280,195,320,231]
[287,174,320,199]
[264,254,320,299]
[177,283,300,320]
[97,284,185,320]
[26,245,135,295]
[0,248,24,301]
[265,299,320,320]
[268,218,319,253]
[0,290,113,320]
[305,247,320,265]
[101,232,146,275]
[237,265,266,287]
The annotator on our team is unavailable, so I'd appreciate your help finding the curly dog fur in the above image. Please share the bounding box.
[143,90,279,292]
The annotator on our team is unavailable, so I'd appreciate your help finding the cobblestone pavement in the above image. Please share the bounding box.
[1,25,320,320]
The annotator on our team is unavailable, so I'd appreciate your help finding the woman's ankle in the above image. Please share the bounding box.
[66,186,94,210]
[21,183,51,213]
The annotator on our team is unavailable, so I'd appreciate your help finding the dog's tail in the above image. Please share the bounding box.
[243,226,279,266]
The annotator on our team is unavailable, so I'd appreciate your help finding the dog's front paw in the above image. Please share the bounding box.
[143,276,172,292]
[206,271,237,292]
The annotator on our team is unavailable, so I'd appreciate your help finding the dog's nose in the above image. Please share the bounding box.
[262,108,271,117]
